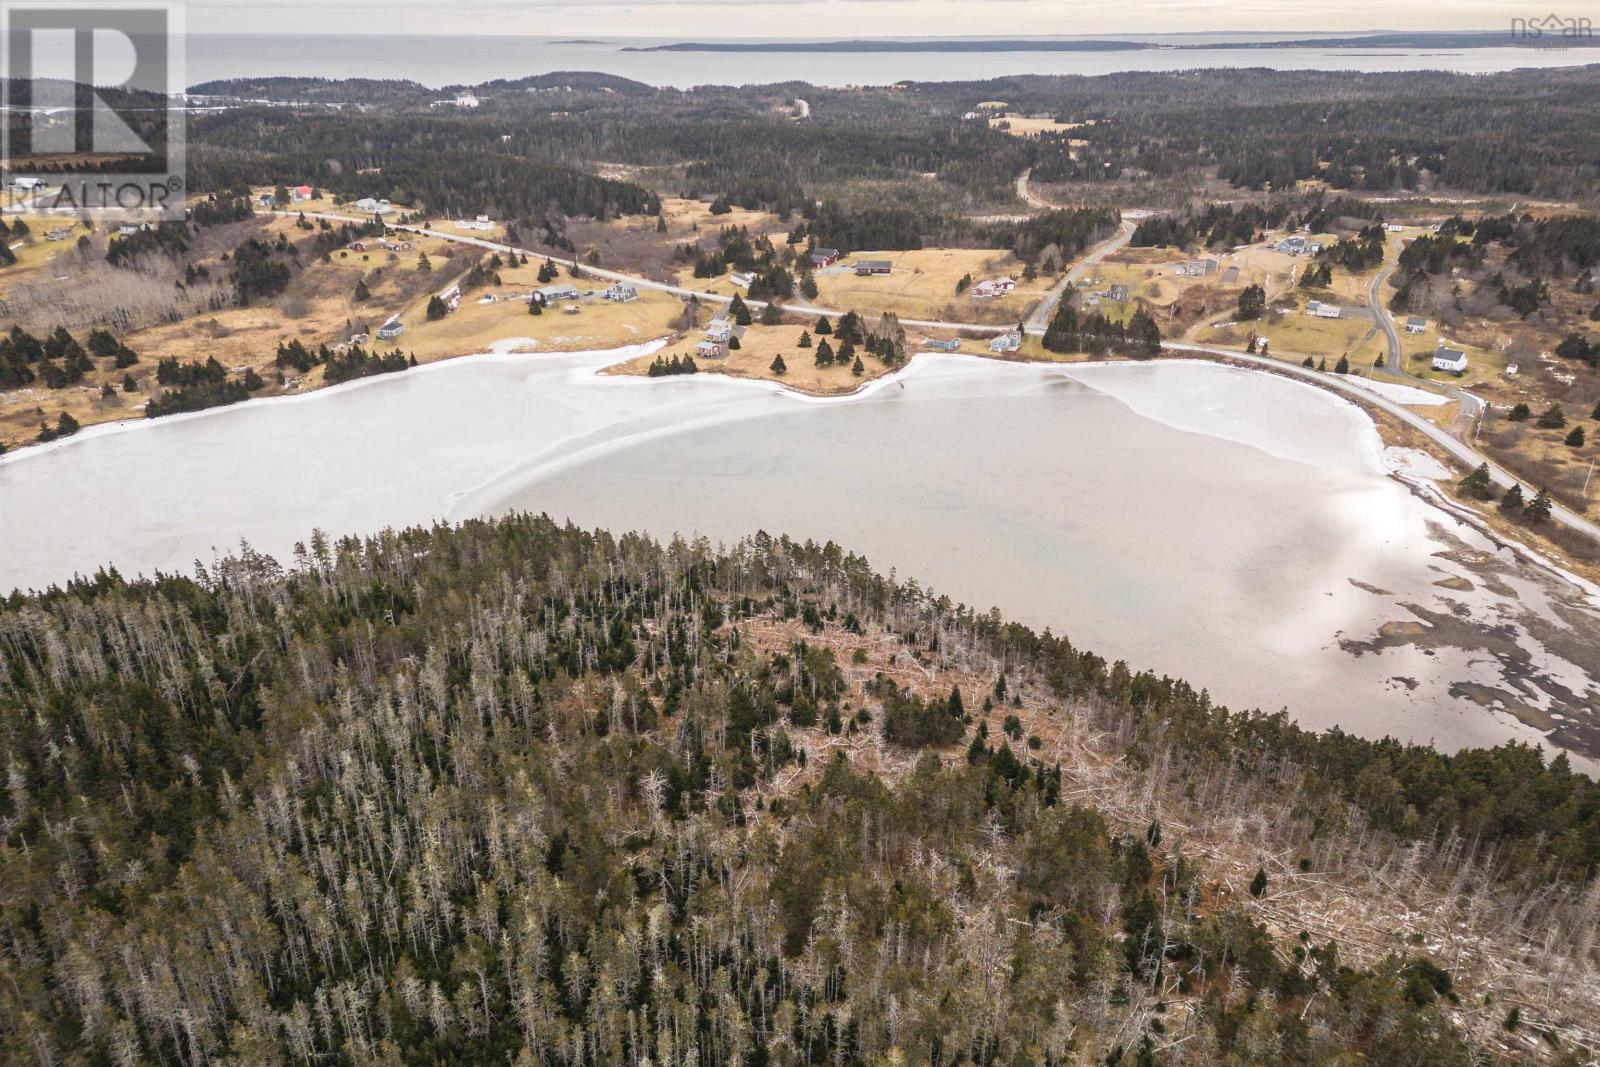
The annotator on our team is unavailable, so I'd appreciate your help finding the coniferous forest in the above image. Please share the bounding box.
[3,516,1599,1065]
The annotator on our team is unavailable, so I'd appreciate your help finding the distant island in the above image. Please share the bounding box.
[628,30,1599,53]
[625,39,1154,53]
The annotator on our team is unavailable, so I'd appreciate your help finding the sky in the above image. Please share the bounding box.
[184,0,1567,38]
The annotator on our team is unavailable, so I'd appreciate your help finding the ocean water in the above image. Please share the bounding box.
[3,350,1596,766]
[182,33,1598,89]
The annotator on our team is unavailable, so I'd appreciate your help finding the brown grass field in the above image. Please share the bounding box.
[811,248,1051,325]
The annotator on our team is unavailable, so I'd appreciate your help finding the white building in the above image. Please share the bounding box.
[1307,300,1341,319]
[605,282,639,302]
[971,277,1018,298]
[354,197,393,215]
[1405,316,1426,333]
[1432,345,1468,374]
[989,332,1022,354]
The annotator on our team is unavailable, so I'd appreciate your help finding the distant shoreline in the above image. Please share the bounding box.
[626,31,1599,54]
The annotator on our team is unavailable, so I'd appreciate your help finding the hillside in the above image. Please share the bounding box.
[2,516,1598,1064]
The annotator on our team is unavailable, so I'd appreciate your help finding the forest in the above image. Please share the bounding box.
[174,65,1600,227]
[2,516,1598,1065]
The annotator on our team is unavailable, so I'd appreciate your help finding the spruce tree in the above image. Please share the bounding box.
[1537,405,1566,429]
[852,356,864,376]
[814,315,832,335]
[1508,402,1531,422]
[1525,487,1553,523]
[770,353,787,376]
[354,279,370,301]
[1042,300,1079,354]
[1499,483,1525,513]
[798,331,812,349]
[729,294,752,326]
[1334,356,1349,374]
[1249,868,1268,897]
[1459,463,1494,501]
[1237,284,1267,321]
[1567,426,1587,447]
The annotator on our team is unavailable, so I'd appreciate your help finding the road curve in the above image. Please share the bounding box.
[281,211,1596,545]
[1164,341,1600,543]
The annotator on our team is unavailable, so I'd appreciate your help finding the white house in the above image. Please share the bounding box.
[354,197,393,215]
[728,271,755,289]
[1432,345,1468,374]
[989,332,1022,354]
[377,317,405,340]
[605,281,639,302]
[1405,316,1426,334]
[971,277,1017,298]
[453,91,480,108]
[695,339,725,359]
[1307,300,1341,319]
[1385,223,1404,233]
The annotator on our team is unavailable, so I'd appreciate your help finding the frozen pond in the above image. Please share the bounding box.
[3,348,1598,767]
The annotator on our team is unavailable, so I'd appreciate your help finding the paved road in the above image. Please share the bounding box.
[1025,219,1137,334]
[1165,341,1600,543]
[1365,243,1483,435]
[1016,168,1047,209]
[281,210,1597,544]
[286,210,1026,334]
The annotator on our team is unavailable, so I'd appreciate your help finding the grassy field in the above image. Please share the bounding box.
[811,248,1051,325]
[1208,307,1379,364]
[989,115,1087,140]
[2,215,90,274]
[607,321,880,396]
[400,276,683,363]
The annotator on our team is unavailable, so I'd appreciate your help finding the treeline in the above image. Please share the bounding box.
[275,338,417,383]
[1043,298,1163,357]
[947,67,1600,198]
[187,110,663,221]
[0,324,136,391]
[145,355,262,417]
[0,516,1540,1066]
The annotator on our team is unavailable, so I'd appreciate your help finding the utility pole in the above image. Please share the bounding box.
[1585,458,1595,497]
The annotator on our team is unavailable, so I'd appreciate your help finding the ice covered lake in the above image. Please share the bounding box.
[4,347,1598,767]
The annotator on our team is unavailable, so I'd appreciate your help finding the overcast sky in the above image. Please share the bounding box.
[185,0,1555,38]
